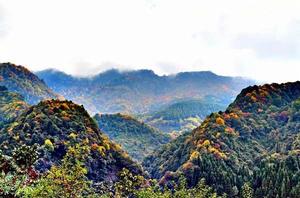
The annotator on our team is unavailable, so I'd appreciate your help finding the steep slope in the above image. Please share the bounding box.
[141,99,226,134]
[36,69,254,114]
[0,86,29,127]
[0,63,58,104]
[94,113,171,161]
[0,100,143,182]
[143,81,300,197]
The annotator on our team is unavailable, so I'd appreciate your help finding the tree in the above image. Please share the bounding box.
[241,182,253,198]
[0,144,39,197]
[18,143,96,198]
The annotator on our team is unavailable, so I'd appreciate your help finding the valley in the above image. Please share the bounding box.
[0,63,299,198]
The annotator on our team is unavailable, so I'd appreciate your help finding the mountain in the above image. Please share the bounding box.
[0,100,143,182]
[36,69,254,114]
[0,86,29,127]
[94,113,171,162]
[141,98,226,134]
[143,81,300,197]
[0,63,58,104]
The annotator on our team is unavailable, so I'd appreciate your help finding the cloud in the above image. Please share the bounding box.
[0,0,299,82]
[0,4,7,37]
[232,21,300,60]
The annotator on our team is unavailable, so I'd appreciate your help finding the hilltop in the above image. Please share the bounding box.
[0,100,143,182]
[143,81,300,197]
[0,63,58,104]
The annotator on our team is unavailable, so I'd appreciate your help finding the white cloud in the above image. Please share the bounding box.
[0,0,299,82]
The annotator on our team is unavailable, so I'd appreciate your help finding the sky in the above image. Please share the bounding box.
[0,0,299,82]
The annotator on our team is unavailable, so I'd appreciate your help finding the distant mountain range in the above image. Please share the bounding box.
[36,68,255,115]
[0,62,299,197]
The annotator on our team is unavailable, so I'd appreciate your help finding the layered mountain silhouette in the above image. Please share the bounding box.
[36,69,254,114]
[143,81,300,197]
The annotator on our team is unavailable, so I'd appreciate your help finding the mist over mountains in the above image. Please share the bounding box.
[36,68,254,115]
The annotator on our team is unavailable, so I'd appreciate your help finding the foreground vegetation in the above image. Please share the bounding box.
[0,143,254,198]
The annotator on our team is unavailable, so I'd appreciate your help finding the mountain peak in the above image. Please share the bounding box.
[0,62,57,104]
[230,81,300,112]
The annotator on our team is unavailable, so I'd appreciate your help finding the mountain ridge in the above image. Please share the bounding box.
[0,62,58,104]
[143,81,300,197]
[36,68,254,114]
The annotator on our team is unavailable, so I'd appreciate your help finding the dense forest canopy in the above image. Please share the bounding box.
[0,63,298,198]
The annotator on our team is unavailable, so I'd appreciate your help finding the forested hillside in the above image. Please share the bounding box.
[0,100,143,182]
[141,99,226,134]
[143,81,300,197]
[0,63,58,104]
[0,86,29,127]
[94,113,170,161]
[0,63,299,198]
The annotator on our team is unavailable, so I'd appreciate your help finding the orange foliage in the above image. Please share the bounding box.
[182,162,194,171]
[229,113,239,119]
[216,117,225,125]
[91,143,99,150]
[251,96,257,102]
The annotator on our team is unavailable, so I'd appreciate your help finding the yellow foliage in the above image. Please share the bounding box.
[97,146,106,157]
[251,96,257,102]
[44,139,53,146]
[215,132,221,138]
[182,162,194,171]
[102,138,111,150]
[86,127,94,134]
[13,135,19,141]
[44,139,54,151]
[83,138,89,145]
[114,143,122,151]
[202,140,210,147]
[189,150,200,161]
[208,146,227,159]
[68,132,77,139]
[216,117,225,125]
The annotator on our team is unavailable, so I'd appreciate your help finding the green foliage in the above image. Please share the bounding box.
[94,113,170,161]
[12,144,39,170]
[144,81,300,197]
[0,145,39,197]
[0,100,143,182]
[0,62,57,104]
[141,99,226,134]
[114,168,145,197]
[0,86,28,127]
[241,182,253,198]
[18,143,96,198]
[134,177,222,198]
